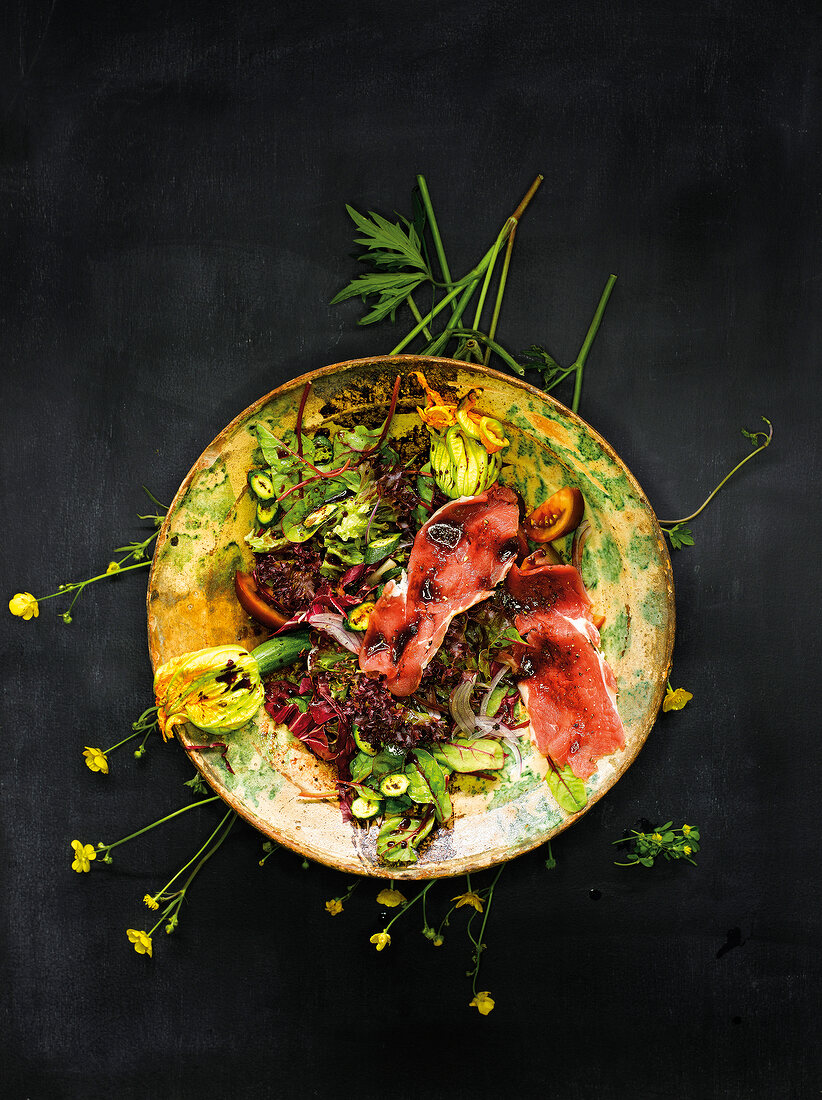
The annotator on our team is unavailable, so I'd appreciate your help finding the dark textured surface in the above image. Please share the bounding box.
[1,2,819,1097]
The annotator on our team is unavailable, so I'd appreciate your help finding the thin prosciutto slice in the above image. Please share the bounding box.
[359,484,520,696]
[502,563,625,781]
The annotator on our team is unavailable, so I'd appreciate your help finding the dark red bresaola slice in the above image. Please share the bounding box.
[504,562,625,781]
[359,484,521,696]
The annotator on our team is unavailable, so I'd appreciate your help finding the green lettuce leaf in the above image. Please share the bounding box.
[433,738,505,773]
[409,749,452,822]
[545,763,588,814]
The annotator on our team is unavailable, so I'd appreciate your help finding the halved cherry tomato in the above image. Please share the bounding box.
[234,570,288,630]
[522,487,584,543]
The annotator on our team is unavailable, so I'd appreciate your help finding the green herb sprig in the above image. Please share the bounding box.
[332,174,616,413]
[613,822,701,867]
[660,418,772,549]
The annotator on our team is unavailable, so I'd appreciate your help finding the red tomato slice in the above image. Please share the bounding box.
[522,487,584,543]
[234,571,288,629]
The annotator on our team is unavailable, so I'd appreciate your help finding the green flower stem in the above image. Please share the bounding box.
[335,879,361,905]
[416,174,454,287]
[484,225,517,366]
[570,274,618,413]
[440,279,483,358]
[101,730,142,755]
[37,559,151,605]
[133,705,159,730]
[153,808,234,901]
[446,328,526,375]
[406,293,433,342]
[469,863,506,996]
[258,842,280,867]
[390,177,542,357]
[659,418,773,525]
[150,812,237,935]
[389,282,467,354]
[541,365,578,393]
[384,880,436,932]
[97,796,220,855]
[471,234,505,333]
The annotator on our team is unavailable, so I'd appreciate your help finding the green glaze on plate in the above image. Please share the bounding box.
[147,356,675,879]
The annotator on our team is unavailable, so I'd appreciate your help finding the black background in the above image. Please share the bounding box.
[2,2,819,1097]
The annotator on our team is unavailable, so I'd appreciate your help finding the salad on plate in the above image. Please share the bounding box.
[153,370,627,866]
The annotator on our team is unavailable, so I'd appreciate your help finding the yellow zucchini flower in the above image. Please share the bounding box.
[153,645,263,741]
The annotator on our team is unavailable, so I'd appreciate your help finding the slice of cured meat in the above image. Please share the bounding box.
[503,562,625,781]
[359,484,520,696]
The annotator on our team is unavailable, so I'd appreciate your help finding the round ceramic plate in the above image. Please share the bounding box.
[147,356,675,879]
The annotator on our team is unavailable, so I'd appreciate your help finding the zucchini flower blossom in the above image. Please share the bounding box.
[413,371,509,500]
[153,645,263,741]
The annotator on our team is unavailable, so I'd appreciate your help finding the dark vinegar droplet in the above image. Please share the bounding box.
[589,889,602,901]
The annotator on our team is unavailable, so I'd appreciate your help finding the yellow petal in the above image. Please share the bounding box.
[469,992,495,1015]
[662,687,693,712]
[376,888,406,908]
[9,592,39,620]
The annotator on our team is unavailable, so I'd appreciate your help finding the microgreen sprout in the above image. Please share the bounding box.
[613,822,701,867]
[258,840,280,867]
[659,418,773,549]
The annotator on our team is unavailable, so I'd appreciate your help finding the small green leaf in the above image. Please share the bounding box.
[376,813,435,863]
[664,523,695,550]
[545,763,588,813]
[433,739,505,773]
[350,753,374,783]
[409,749,452,822]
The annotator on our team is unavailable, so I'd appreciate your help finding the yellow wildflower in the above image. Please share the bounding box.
[325,899,344,916]
[370,931,391,951]
[143,895,159,910]
[9,592,39,620]
[682,824,692,836]
[432,935,444,947]
[83,747,109,774]
[469,991,495,1016]
[684,845,692,856]
[652,833,663,844]
[71,840,97,873]
[452,891,484,913]
[126,929,153,957]
[376,887,406,908]
[663,686,693,712]
[105,561,120,574]
[153,644,263,741]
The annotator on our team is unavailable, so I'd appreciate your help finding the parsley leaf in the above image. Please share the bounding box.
[664,523,695,550]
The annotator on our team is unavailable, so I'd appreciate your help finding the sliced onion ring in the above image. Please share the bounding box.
[572,519,592,575]
[307,612,362,654]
